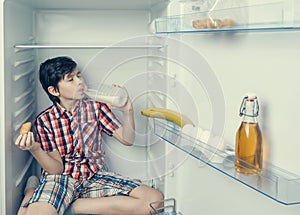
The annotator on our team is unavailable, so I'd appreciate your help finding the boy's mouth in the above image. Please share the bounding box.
[77,84,86,93]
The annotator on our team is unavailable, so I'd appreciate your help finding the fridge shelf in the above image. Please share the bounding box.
[154,0,300,34]
[13,44,164,50]
[153,119,300,205]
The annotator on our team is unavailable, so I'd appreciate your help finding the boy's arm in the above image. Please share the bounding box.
[113,108,135,146]
[15,132,63,174]
[112,86,135,146]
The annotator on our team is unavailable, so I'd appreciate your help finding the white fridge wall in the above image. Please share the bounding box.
[34,9,152,109]
[3,1,37,215]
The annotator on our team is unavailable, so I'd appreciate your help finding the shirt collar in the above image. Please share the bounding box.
[53,99,88,119]
[53,102,67,118]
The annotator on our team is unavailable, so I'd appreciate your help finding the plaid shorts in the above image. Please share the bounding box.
[23,172,142,215]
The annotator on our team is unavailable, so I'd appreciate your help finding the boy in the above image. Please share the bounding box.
[15,56,163,215]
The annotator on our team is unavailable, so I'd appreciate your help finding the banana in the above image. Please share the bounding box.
[141,107,193,127]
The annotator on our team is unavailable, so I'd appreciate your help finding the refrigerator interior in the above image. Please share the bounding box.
[2,0,169,214]
[1,0,300,214]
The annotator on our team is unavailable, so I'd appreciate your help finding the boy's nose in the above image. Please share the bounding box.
[76,76,83,83]
[77,78,86,89]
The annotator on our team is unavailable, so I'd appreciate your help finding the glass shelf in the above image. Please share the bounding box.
[13,44,163,50]
[155,0,300,34]
[153,119,300,205]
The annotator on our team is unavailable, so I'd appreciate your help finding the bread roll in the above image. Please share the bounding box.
[20,122,32,135]
[206,19,222,29]
[192,19,207,29]
[221,18,235,27]
[192,18,234,29]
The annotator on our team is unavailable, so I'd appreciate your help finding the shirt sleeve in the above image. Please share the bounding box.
[34,116,57,152]
[98,103,122,136]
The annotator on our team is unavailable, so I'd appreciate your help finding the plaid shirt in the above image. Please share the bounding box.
[34,99,121,180]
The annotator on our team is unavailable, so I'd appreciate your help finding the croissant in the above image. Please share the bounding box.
[20,122,32,135]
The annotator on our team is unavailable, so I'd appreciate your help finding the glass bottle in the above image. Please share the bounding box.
[235,94,262,175]
[84,84,128,107]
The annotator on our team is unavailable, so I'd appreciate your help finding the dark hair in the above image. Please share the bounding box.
[39,56,77,103]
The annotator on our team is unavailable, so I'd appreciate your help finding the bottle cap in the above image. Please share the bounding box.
[245,93,257,101]
[239,93,259,117]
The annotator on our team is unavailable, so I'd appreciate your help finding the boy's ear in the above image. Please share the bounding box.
[48,86,60,97]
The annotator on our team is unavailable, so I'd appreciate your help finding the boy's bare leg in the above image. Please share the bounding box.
[71,185,163,215]
[17,188,35,215]
[25,202,58,215]
[18,189,57,215]
[18,176,41,215]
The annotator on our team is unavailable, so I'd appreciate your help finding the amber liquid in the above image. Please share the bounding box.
[235,122,262,175]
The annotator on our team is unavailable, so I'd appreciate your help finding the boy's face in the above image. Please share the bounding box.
[56,67,86,102]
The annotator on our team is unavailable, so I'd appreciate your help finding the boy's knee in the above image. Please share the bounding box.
[146,190,164,214]
[153,190,164,203]
[25,202,58,215]
[131,185,164,214]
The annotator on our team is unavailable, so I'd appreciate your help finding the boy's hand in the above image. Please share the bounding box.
[109,84,133,112]
[15,132,40,152]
